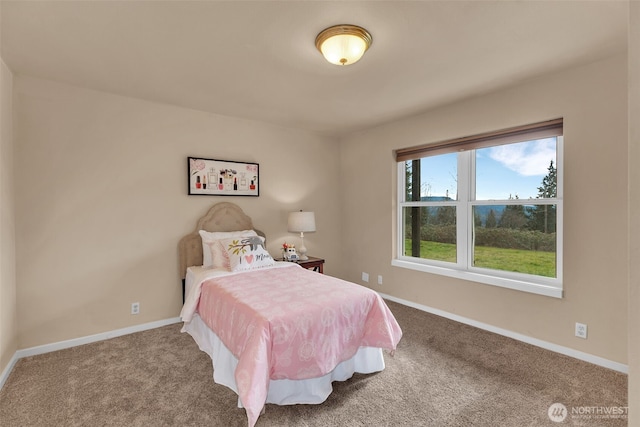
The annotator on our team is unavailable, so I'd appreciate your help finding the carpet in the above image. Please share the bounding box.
[0,300,627,426]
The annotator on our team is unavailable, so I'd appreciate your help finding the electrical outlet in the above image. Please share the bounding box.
[362,272,369,282]
[575,322,587,339]
[377,275,383,285]
[131,302,140,315]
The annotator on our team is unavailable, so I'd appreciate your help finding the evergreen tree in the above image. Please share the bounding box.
[538,160,557,198]
[499,195,528,229]
[527,161,557,233]
[405,162,414,201]
[486,209,497,228]
[435,206,456,225]
[408,160,421,256]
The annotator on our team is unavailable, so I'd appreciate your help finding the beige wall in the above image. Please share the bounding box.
[4,27,635,415]
[0,56,17,373]
[2,22,635,419]
[340,54,628,364]
[628,0,639,423]
[13,76,343,348]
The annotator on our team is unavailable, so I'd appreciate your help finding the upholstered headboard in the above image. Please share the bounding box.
[178,202,265,279]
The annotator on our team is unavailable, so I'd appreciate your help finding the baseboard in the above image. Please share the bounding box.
[15,317,182,359]
[380,293,628,374]
[2,297,628,391]
[1,317,182,391]
[0,352,19,390]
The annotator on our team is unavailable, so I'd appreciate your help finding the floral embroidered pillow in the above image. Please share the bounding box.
[217,236,276,272]
[199,230,258,269]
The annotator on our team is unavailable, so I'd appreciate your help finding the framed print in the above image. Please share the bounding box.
[188,157,259,196]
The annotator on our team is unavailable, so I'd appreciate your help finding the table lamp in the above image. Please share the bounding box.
[287,211,316,261]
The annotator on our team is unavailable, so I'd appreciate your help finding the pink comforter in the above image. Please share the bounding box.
[186,264,402,427]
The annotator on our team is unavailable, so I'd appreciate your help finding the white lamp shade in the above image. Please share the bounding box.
[288,211,316,233]
[319,34,368,65]
[315,24,372,66]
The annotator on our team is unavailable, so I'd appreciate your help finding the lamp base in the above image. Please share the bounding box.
[298,234,309,260]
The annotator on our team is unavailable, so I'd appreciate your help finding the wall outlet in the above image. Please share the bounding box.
[575,322,587,339]
[131,302,140,315]
[377,275,383,285]
[361,272,369,282]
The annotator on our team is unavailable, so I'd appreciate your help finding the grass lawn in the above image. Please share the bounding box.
[405,240,555,277]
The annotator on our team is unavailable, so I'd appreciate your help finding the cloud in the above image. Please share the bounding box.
[486,138,556,176]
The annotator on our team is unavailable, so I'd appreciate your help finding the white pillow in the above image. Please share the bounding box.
[217,236,276,272]
[199,229,258,269]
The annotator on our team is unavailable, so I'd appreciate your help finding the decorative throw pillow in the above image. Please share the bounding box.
[199,229,258,269]
[217,236,276,272]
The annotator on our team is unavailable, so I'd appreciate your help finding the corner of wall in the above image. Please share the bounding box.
[0,54,18,382]
[627,1,640,423]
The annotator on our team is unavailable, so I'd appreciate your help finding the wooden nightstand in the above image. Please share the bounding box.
[295,256,325,273]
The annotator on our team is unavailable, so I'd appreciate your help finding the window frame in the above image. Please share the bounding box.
[393,121,563,298]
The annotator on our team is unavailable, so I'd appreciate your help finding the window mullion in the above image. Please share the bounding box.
[457,152,471,269]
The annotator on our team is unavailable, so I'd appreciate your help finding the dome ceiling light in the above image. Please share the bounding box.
[315,24,372,66]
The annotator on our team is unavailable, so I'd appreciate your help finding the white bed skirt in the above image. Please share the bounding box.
[182,313,386,407]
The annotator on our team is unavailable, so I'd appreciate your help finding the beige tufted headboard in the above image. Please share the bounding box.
[178,202,265,279]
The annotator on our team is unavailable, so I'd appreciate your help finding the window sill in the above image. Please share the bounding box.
[391,259,563,298]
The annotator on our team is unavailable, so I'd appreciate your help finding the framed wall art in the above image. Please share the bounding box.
[188,157,259,196]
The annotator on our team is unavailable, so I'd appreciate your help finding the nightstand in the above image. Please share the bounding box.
[295,256,325,274]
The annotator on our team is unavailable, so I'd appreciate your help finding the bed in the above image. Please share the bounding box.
[179,202,402,427]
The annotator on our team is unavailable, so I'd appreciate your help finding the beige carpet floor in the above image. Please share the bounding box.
[0,300,627,426]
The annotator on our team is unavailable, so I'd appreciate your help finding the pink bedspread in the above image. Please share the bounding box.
[187,264,402,427]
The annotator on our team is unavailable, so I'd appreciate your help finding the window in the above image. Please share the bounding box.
[393,119,563,297]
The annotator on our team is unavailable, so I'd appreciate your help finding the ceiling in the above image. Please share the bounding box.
[1,1,628,137]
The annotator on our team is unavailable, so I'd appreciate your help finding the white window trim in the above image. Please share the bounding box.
[394,137,563,298]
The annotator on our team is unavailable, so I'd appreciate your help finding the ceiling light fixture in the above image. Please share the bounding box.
[315,24,372,66]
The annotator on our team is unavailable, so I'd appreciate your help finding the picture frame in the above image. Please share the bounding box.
[188,157,259,196]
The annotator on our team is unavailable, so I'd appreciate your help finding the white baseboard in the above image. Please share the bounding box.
[0,352,19,390]
[0,317,182,390]
[380,293,628,374]
[16,317,182,359]
[2,298,628,391]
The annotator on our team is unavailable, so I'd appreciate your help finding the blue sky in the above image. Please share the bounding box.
[417,138,557,200]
